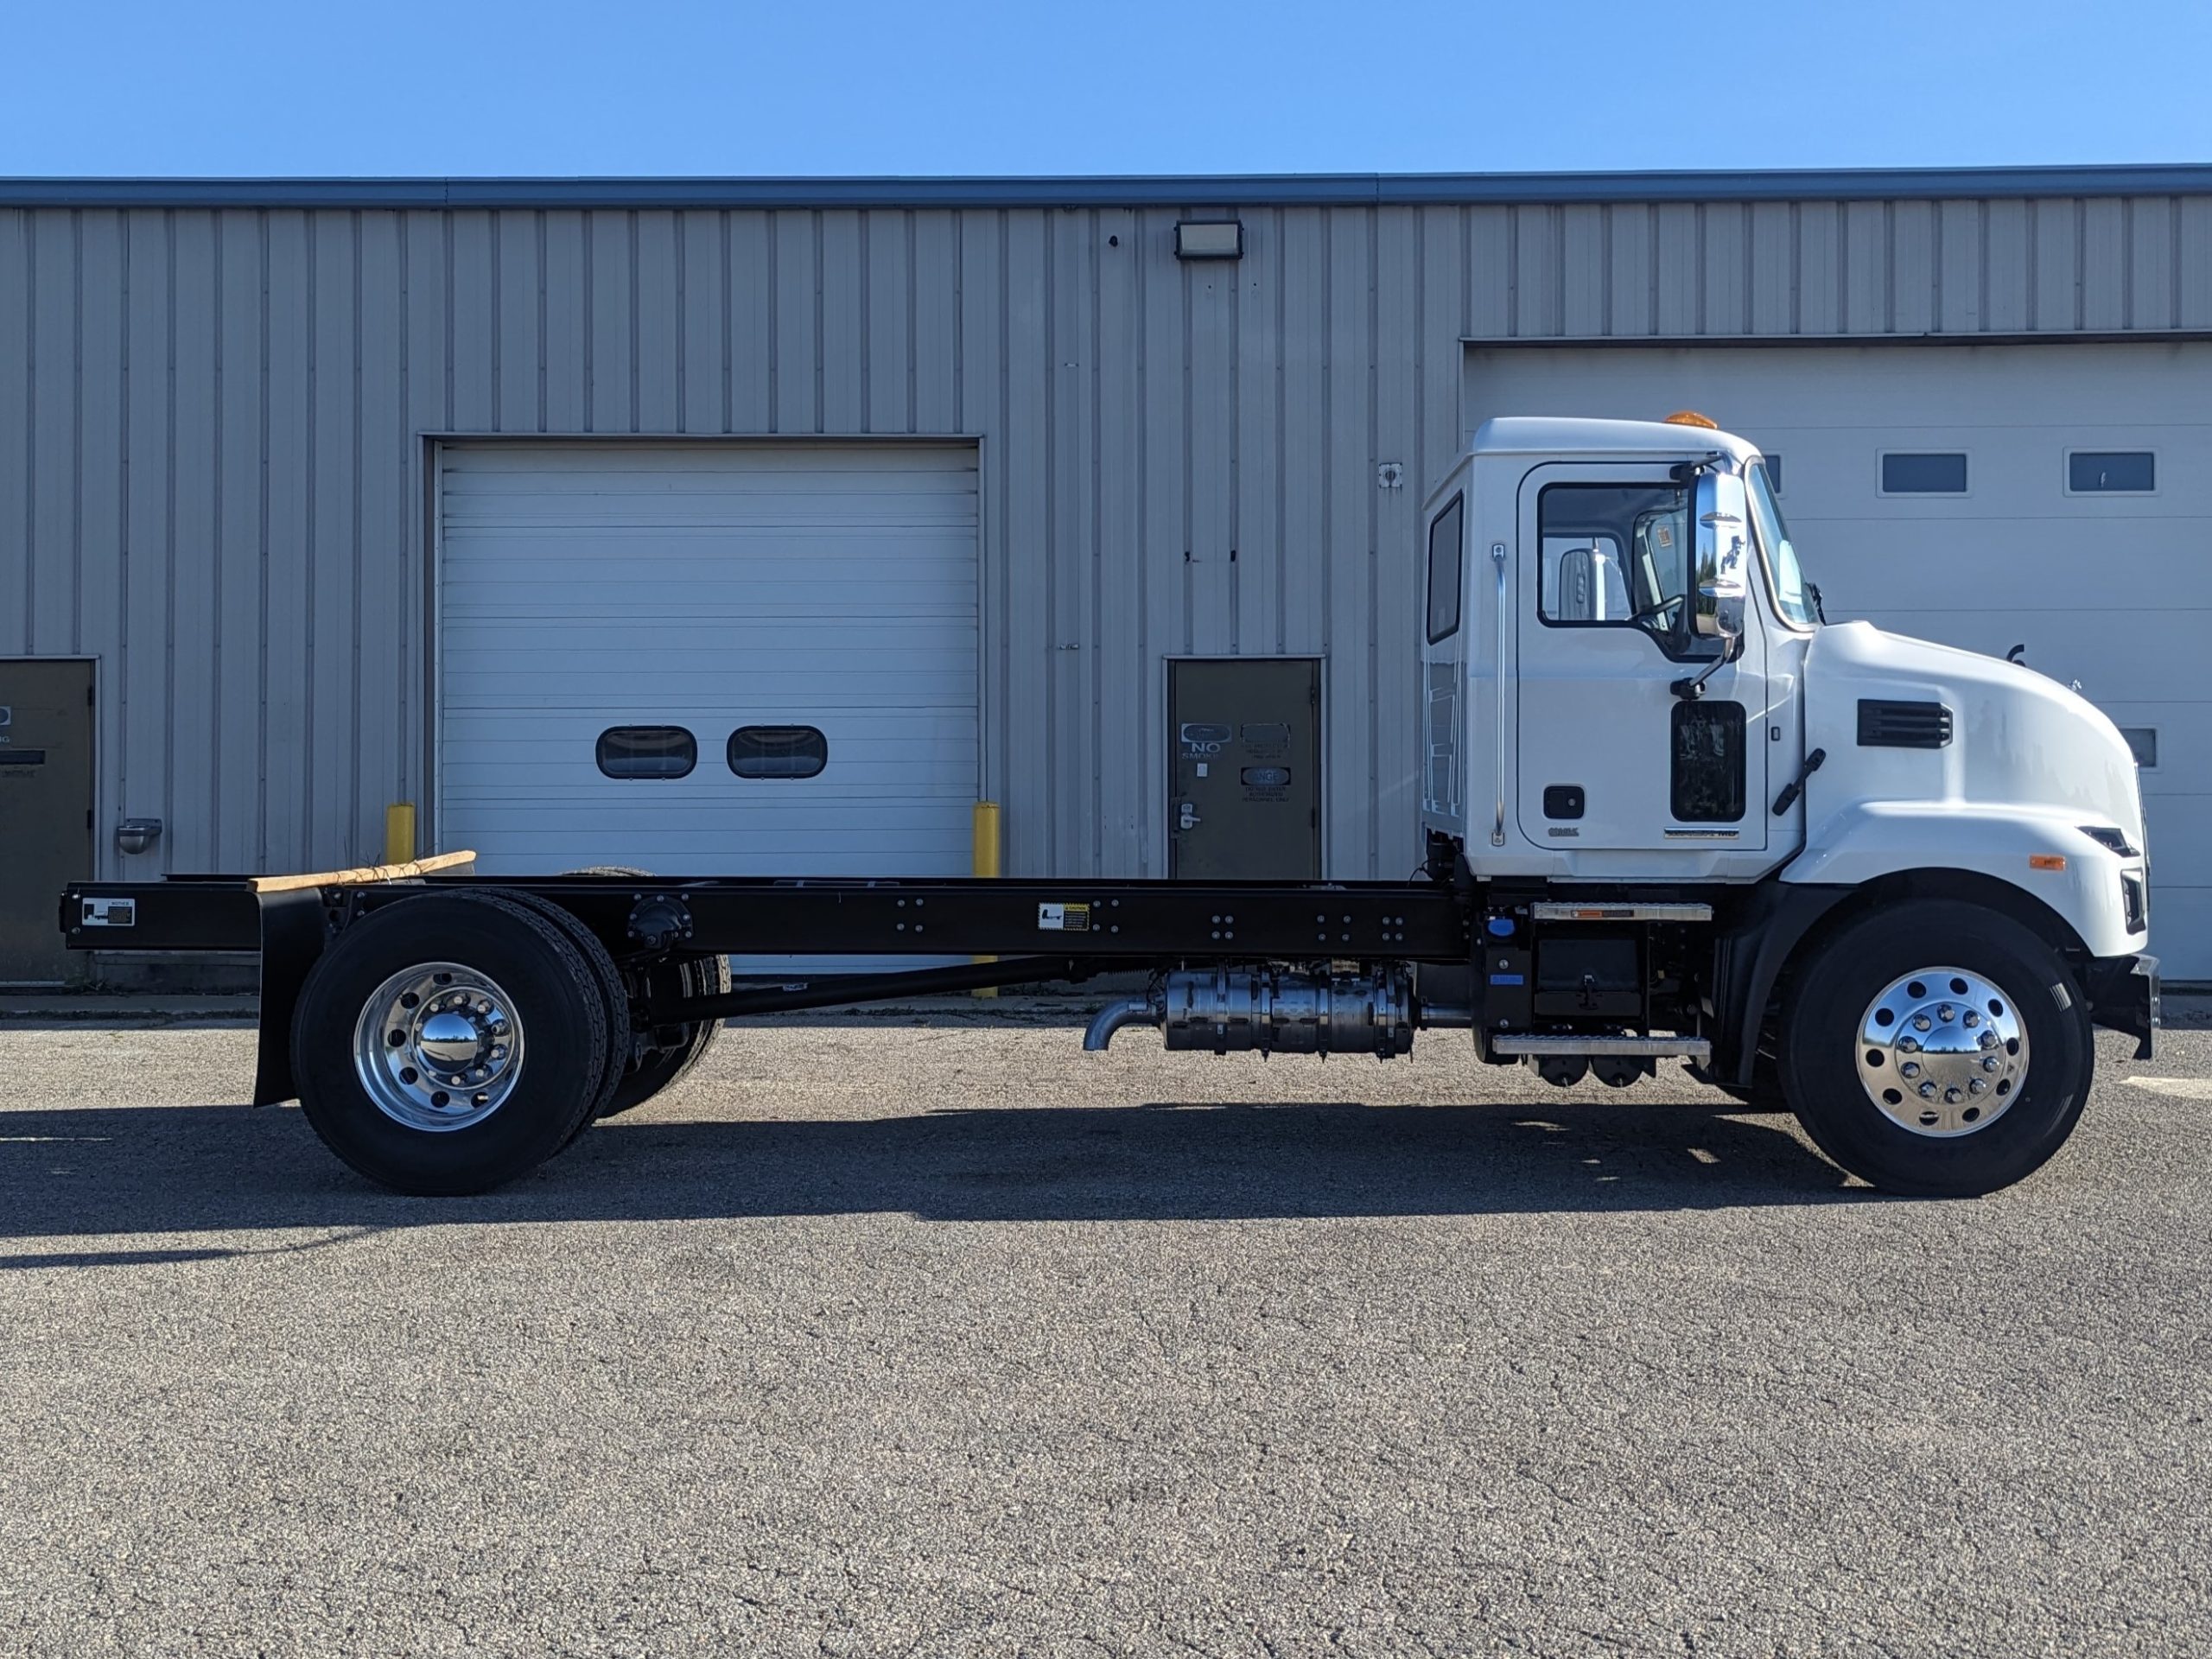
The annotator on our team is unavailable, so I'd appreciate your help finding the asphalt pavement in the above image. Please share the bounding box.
[1,1007,2207,1657]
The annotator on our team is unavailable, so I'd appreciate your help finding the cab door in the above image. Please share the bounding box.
[1513,461,1769,854]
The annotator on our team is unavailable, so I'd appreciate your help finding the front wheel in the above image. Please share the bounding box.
[1779,900,2093,1197]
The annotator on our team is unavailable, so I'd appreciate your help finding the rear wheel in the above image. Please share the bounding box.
[602,955,729,1116]
[560,868,729,1119]
[494,889,633,1141]
[293,892,607,1194]
[1780,900,2092,1196]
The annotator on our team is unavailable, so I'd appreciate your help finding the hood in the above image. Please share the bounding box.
[1802,621,2145,851]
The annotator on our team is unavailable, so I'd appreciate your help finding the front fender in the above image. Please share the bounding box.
[1782,800,2145,959]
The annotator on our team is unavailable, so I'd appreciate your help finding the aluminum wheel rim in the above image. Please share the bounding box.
[1856,965,2027,1137]
[353,962,525,1133]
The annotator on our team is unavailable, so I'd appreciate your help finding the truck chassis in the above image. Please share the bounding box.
[60,853,2157,1199]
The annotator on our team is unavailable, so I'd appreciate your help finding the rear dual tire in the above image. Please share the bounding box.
[294,892,613,1195]
[603,953,728,1116]
[559,868,728,1119]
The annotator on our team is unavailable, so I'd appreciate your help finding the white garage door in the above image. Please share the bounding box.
[437,443,979,899]
[1466,341,2211,977]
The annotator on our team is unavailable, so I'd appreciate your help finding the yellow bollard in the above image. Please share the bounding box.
[972,800,1001,996]
[384,802,418,866]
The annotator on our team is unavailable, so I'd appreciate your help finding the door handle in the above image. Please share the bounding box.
[1176,801,1202,830]
[1491,540,1509,847]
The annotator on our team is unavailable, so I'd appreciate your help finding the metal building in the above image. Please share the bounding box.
[3,166,2210,983]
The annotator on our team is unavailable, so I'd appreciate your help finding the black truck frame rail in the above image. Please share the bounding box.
[63,871,1472,961]
[59,860,2157,1116]
[60,866,1478,1104]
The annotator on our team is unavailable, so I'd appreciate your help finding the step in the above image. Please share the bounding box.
[1529,901,1714,924]
[1490,1033,1712,1060]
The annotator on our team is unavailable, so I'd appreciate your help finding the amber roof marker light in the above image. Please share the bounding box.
[1662,410,1719,429]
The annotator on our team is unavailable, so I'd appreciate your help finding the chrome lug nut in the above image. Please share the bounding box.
[1913,1014,1933,1032]
[1918,1081,1939,1098]
[1901,1061,1922,1078]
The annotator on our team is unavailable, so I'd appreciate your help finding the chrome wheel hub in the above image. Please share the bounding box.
[353,963,524,1133]
[1856,966,2027,1137]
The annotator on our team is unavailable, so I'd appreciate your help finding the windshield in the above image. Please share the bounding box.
[1745,460,1817,627]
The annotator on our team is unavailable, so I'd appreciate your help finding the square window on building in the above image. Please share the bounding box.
[1761,453,1782,493]
[2120,727,2158,768]
[1881,453,1968,494]
[2068,451,2156,493]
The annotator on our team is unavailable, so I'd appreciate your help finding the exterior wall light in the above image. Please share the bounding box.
[1174,220,1243,260]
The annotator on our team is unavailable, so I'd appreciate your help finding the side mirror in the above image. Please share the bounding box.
[1694,471,1750,641]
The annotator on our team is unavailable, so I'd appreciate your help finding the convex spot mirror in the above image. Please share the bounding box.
[1694,470,1750,642]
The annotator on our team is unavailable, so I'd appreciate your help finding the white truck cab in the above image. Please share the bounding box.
[1421,414,2149,956]
[1416,414,2155,1192]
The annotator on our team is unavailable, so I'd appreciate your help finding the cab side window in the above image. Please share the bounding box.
[1426,494,1464,643]
[1537,482,1694,651]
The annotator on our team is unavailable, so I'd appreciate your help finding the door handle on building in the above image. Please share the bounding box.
[1177,801,1201,830]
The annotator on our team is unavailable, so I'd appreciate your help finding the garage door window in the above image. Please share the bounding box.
[729,725,829,779]
[2068,451,2156,493]
[596,727,697,779]
[1881,453,1969,494]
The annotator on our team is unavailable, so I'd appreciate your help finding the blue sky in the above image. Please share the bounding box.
[6,0,2208,177]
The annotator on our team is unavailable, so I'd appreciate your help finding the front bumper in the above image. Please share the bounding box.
[2085,953,2159,1060]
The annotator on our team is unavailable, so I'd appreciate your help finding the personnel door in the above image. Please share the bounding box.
[1168,658,1322,879]
[0,660,95,984]
[1514,463,1769,853]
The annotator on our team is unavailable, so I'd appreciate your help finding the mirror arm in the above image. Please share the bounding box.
[1669,451,1729,484]
[1670,633,1742,702]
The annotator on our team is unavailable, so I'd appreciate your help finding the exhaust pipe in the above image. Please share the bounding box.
[1083,993,1164,1052]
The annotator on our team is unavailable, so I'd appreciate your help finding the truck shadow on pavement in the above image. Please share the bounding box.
[0,1093,1873,1252]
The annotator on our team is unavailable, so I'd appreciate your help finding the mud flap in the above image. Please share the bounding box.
[252,888,332,1105]
[2085,953,2159,1061]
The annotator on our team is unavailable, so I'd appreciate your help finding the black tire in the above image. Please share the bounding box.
[559,868,729,1121]
[493,889,634,1142]
[601,954,729,1117]
[1779,900,2094,1197]
[291,891,607,1194]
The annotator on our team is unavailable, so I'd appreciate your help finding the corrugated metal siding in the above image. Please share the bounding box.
[4,194,2211,884]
